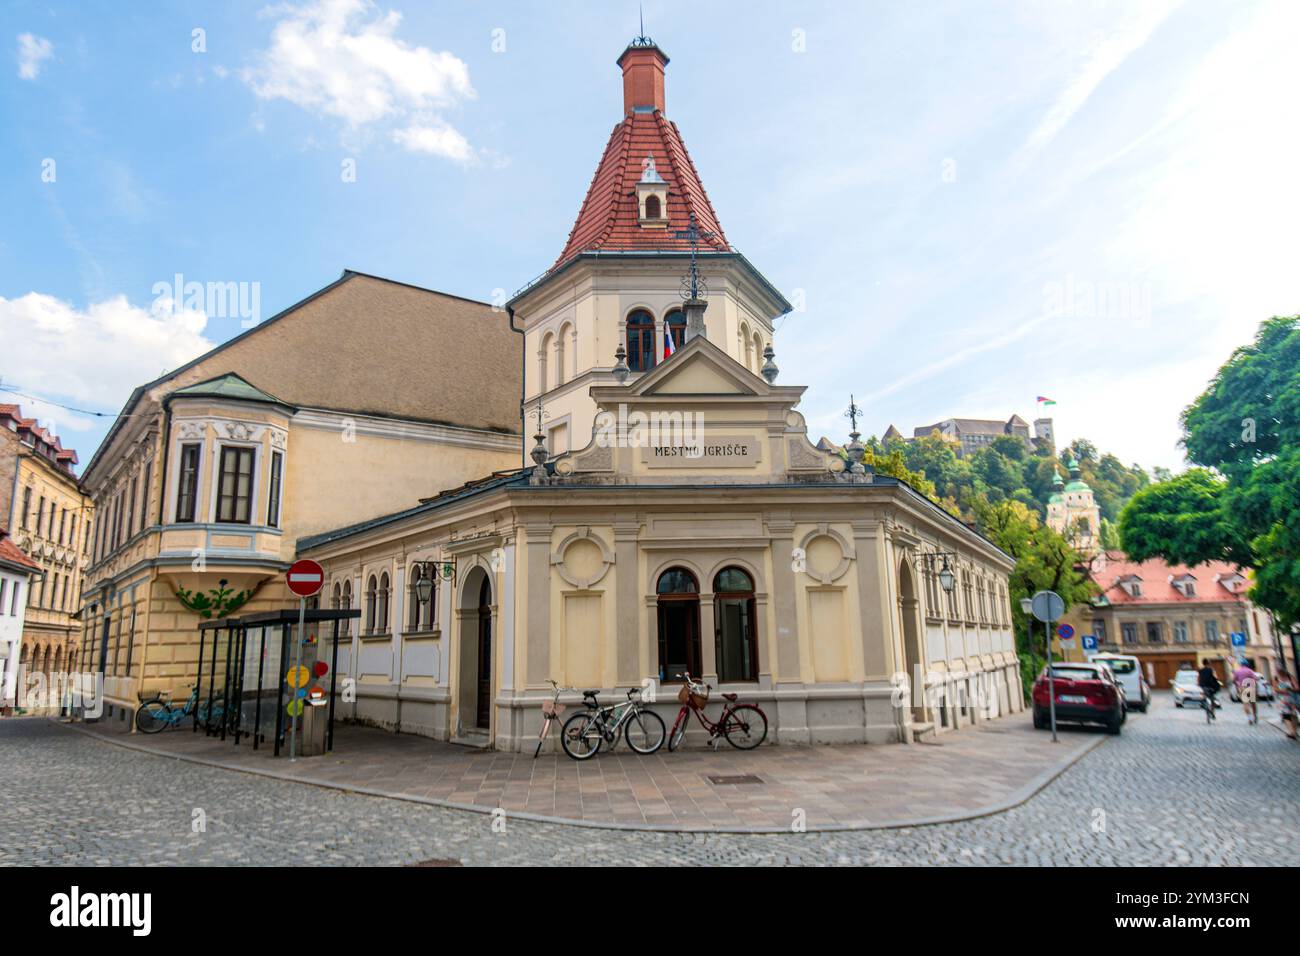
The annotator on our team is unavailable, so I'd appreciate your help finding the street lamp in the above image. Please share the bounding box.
[412,571,434,607]
[1020,597,1033,616]
[937,556,956,594]
[921,552,958,593]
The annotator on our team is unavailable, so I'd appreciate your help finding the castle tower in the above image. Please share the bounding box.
[1033,417,1055,452]
[505,36,792,459]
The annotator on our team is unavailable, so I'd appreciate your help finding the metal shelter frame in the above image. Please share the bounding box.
[194,608,360,756]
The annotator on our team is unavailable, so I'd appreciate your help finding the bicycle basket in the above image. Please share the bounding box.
[541,700,565,718]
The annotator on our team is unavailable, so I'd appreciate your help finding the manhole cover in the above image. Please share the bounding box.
[707,774,764,786]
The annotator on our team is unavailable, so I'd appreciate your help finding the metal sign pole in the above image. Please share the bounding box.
[290,597,305,761]
[1046,618,1057,742]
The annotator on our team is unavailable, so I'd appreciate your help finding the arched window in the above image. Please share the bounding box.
[377,572,390,633]
[331,582,341,610]
[665,308,686,354]
[714,567,758,682]
[365,575,377,634]
[626,309,656,372]
[644,194,661,219]
[538,332,553,393]
[656,567,700,683]
[752,332,764,373]
[740,322,753,369]
[342,579,353,637]
[555,324,570,386]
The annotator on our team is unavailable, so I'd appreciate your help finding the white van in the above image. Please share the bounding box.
[1089,653,1150,712]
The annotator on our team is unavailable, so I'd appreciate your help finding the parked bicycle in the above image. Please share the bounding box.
[667,672,768,752]
[135,684,224,734]
[535,679,576,758]
[560,686,666,760]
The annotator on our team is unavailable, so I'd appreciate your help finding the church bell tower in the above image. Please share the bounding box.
[505,35,792,461]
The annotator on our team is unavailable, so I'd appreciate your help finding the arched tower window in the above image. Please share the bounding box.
[626,310,656,372]
[538,332,553,393]
[644,195,661,219]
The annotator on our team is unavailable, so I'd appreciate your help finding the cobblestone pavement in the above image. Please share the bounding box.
[2,694,1296,866]
[74,702,1096,830]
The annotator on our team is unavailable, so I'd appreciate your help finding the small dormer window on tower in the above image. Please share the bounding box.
[637,154,669,227]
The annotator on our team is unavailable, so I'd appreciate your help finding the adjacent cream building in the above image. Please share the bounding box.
[76,273,521,724]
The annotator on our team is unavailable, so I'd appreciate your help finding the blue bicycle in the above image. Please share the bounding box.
[135,684,224,733]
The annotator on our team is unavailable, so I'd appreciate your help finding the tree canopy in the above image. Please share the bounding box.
[1119,315,1300,628]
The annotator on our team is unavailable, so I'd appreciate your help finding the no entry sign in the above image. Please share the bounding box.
[287,559,325,598]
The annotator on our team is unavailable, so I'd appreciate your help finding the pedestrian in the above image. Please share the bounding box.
[1276,669,1298,740]
[1233,658,1259,725]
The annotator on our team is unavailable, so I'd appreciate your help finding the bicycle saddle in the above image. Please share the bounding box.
[582,689,600,699]
[722,692,738,702]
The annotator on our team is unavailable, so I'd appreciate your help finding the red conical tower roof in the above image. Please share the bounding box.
[552,41,729,271]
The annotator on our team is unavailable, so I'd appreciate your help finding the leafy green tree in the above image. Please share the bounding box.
[1119,315,1300,628]
[1099,517,1122,551]
[973,498,1095,699]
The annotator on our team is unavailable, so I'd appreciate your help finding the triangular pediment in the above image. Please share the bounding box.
[623,335,769,398]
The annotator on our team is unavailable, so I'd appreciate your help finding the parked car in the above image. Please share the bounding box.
[1032,662,1126,734]
[1090,653,1150,712]
[1229,675,1274,702]
[1171,668,1222,708]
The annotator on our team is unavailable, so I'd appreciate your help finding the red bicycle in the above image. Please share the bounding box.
[667,672,768,751]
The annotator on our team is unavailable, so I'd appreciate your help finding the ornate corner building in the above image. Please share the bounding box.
[0,405,94,711]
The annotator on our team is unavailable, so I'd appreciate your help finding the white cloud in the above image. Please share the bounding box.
[0,292,215,424]
[17,32,53,80]
[242,0,476,160]
[392,121,472,162]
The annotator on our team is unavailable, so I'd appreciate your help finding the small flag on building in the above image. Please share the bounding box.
[1036,395,1056,406]
[664,318,676,359]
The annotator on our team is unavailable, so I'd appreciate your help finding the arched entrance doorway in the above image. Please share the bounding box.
[458,566,493,734]
[656,567,700,683]
[475,575,492,729]
[898,561,926,723]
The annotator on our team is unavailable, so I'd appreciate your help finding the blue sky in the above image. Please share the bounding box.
[2,0,1297,472]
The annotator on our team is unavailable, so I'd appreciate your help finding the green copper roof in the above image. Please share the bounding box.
[169,373,289,407]
[1065,479,1091,492]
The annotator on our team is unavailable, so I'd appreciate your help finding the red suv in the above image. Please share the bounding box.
[1032,662,1126,735]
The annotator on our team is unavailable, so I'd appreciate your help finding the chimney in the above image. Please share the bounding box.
[617,43,669,115]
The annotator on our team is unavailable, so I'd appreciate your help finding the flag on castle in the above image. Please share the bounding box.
[1037,395,1056,406]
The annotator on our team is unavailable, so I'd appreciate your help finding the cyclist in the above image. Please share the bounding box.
[1197,662,1222,721]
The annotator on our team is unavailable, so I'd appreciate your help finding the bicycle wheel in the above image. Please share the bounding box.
[135,700,170,734]
[722,704,768,749]
[668,708,690,752]
[623,709,666,754]
[560,711,603,760]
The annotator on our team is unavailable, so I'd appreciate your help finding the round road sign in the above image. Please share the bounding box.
[287,559,325,598]
[1057,623,1075,640]
[1031,590,1065,623]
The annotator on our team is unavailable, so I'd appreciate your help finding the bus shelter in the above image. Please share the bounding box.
[194,608,359,756]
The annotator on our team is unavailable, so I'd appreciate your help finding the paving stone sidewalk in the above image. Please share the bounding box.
[73,707,1101,831]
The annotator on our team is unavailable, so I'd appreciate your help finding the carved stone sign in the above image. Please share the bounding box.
[641,435,761,469]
